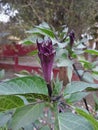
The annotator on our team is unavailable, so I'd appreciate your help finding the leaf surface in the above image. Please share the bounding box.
[8,103,45,130]
[0,76,47,95]
[64,81,98,94]
[58,112,93,130]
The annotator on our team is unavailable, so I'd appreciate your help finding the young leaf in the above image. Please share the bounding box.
[58,112,93,130]
[0,76,48,96]
[52,76,63,95]
[8,103,45,130]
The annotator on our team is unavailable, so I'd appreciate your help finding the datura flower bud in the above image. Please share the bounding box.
[69,30,75,48]
[37,38,56,83]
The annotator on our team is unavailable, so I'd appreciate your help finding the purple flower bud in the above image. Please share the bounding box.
[37,38,56,83]
[69,30,75,48]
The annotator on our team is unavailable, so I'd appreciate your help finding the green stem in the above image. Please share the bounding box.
[53,102,59,130]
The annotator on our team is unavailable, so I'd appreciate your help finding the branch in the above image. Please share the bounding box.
[72,63,89,112]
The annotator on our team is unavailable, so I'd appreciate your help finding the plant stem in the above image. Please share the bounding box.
[72,64,89,112]
[73,64,82,80]
[47,83,52,97]
[53,102,59,130]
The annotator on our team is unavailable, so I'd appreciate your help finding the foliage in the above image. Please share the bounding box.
[0,22,98,130]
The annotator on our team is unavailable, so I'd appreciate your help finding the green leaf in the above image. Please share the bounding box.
[92,61,98,68]
[79,60,93,69]
[93,94,98,110]
[16,95,29,105]
[0,76,48,95]
[92,66,98,80]
[92,71,98,75]
[36,27,55,38]
[85,49,98,56]
[16,70,30,76]
[24,93,49,102]
[27,22,55,39]
[76,108,98,130]
[56,48,68,61]
[27,50,38,56]
[64,81,98,95]
[65,92,89,103]
[67,66,73,82]
[57,58,73,67]
[35,22,55,38]
[0,95,24,111]
[0,127,7,130]
[57,42,68,48]
[23,119,42,130]
[0,111,13,127]
[26,28,44,37]
[36,22,51,29]
[53,76,63,95]
[93,94,98,105]
[93,66,98,74]
[22,124,34,130]
[22,40,33,45]
[82,72,94,83]
[21,35,38,44]
[8,103,45,130]
[58,112,93,130]
[40,125,50,130]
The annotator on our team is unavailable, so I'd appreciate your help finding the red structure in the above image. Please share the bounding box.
[0,43,37,57]
[0,43,37,71]
[0,43,59,77]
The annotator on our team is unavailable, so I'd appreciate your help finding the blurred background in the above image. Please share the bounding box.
[0,0,98,43]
